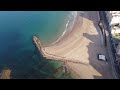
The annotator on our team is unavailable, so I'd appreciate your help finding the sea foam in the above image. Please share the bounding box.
[52,11,78,44]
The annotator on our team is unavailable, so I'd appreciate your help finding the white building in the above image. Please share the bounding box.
[105,11,120,37]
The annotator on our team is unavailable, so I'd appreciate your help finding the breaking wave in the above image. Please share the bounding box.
[52,11,78,44]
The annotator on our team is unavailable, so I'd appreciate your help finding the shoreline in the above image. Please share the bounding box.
[49,11,78,46]
[34,11,114,79]
[33,11,84,78]
[33,11,86,78]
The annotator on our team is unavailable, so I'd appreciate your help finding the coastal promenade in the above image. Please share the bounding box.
[33,11,114,79]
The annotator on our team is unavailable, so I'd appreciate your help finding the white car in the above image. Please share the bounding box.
[98,54,107,62]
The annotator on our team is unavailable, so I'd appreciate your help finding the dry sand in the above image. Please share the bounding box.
[36,11,114,79]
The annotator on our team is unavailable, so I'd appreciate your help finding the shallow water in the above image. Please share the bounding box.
[0,11,73,79]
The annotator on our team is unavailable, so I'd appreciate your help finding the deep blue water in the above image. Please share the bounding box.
[0,11,72,79]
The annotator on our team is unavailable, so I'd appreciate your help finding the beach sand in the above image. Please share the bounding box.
[35,11,114,79]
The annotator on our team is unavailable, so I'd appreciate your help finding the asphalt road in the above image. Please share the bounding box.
[98,11,119,79]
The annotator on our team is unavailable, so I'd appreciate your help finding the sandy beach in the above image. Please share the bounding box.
[34,11,114,79]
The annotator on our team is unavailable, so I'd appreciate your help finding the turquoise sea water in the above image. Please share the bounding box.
[0,11,72,79]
